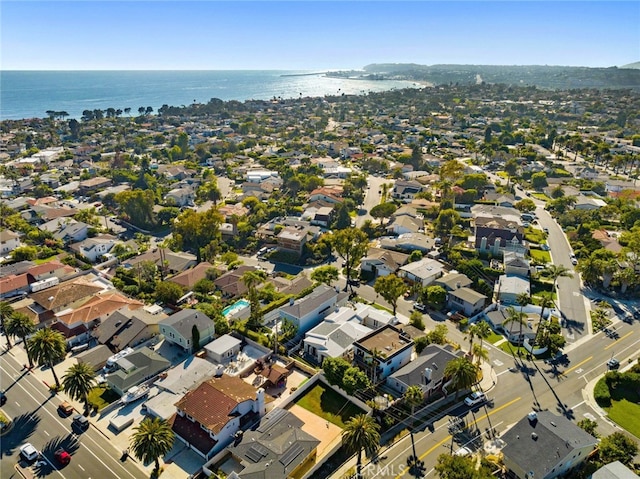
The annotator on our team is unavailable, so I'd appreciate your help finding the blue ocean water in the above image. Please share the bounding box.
[0,70,418,121]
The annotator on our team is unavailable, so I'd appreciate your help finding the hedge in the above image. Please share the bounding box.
[594,378,611,407]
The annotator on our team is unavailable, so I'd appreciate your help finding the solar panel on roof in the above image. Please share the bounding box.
[280,442,304,467]
[245,445,266,463]
[245,443,270,463]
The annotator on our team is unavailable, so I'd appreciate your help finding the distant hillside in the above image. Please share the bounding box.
[362,63,640,90]
[621,61,640,69]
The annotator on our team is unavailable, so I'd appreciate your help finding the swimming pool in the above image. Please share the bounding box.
[222,299,250,317]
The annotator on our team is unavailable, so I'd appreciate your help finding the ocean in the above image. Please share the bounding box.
[0,70,419,121]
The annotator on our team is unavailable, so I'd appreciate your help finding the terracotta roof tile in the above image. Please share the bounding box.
[174,375,258,434]
[30,280,102,311]
[56,292,143,326]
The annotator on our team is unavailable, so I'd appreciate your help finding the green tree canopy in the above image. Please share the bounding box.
[115,189,156,228]
[373,274,406,315]
[342,414,381,478]
[155,281,185,305]
[310,265,339,286]
[130,417,175,474]
[29,327,67,389]
[62,362,96,415]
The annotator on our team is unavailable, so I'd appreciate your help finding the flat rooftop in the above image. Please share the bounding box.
[355,325,412,357]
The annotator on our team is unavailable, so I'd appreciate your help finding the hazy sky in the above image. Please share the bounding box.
[2,1,639,70]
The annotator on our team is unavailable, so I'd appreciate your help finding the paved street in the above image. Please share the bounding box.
[0,347,148,479]
[330,311,639,478]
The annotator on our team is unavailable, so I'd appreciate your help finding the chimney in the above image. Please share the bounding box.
[289,297,295,306]
[424,367,432,382]
[456,281,461,289]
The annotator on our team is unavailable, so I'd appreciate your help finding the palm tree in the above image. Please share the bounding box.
[444,356,479,398]
[544,264,573,295]
[404,385,424,425]
[5,312,35,367]
[130,417,175,474]
[504,306,527,346]
[471,343,489,365]
[28,328,67,389]
[466,323,478,351]
[342,414,380,479]
[62,362,96,415]
[242,269,267,331]
[533,293,554,350]
[516,292,530,348]
[403,385,424,462]
[474,320,492,351]
[0,301,15,349]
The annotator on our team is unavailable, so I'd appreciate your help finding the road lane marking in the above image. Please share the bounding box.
[581,336,640,379]
[604,331,633,350]
[15,401,20,407]
[561,356,593,376]
[571,400,586,410]
[44,429,50,436]
[0,356,141,479]
[393,397,522,478]
[79,465,85,471]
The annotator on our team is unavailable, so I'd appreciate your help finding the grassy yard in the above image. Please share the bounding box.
[600,370,640,438]
[606,399,640,439]
[524,228,546,244]
[485,331,505,345]
[296,383,365,428]
[87,386,120,411]
[531,193,550,202]
[529,249,551,263]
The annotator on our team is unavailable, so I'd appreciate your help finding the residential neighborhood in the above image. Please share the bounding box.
[1,81,640,479]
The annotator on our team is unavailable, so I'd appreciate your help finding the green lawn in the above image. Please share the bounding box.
[524,228,546,244]
[87,386,120,411]
[531,193,551,202]
[296,383,365,428]
[606,399,640,439]
[529,249,551,263]
[484,331,504,345]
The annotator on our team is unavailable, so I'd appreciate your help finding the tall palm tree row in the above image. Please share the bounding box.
[5,312,35,367]
[0,301,15,350]
[342,414,380,479]
[444,356,479,399]
[28,327,67,389]
[130,417,175,474]
[62,362,97,415]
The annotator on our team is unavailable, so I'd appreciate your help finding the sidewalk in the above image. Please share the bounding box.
[4,340,155,477]
[329,361,499,479]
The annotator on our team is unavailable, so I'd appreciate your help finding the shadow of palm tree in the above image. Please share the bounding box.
[33,434,81,476]
[0,412,41,457]
[2,369,31,393]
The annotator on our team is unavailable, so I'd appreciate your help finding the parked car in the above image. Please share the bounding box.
[20,443,39,462]
[72,414,89,431]
[59,401,74,416]
[454,446,472,456]
[0,391,6,406]
[55,448,71,466]
[464,391,486,407]
[414,303,428,313]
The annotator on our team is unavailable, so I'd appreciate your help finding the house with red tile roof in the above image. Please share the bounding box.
[171,375,266,459]
[55,291,143,332]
